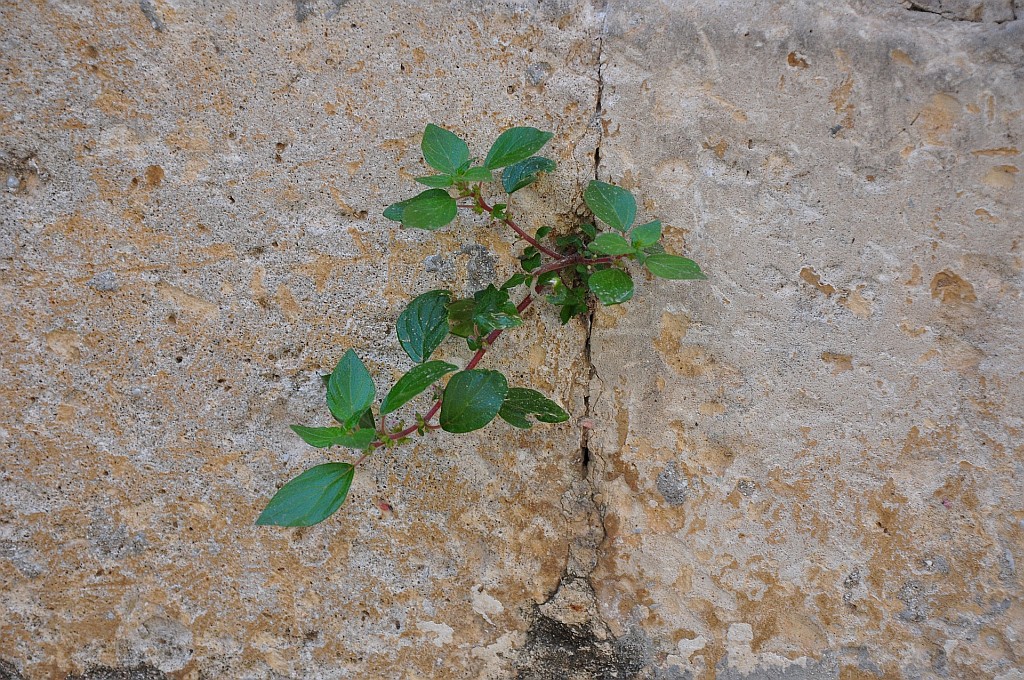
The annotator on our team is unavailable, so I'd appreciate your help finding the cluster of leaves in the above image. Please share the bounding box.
[258,123,704,528]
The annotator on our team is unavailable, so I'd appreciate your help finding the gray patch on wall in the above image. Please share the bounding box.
[656,461,691,506]
[138,0,164,32]
[716,651,839,679]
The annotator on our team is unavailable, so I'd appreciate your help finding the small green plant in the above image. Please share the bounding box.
[256,124,705,527]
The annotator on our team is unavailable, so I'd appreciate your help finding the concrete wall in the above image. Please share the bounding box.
[1,1,1021,678]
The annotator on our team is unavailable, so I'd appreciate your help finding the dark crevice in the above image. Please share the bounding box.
[904,0,1017,22]
[516,6,639,677]
[580,2,606,477]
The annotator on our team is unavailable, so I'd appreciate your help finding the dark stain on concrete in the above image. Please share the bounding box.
[516,609,649,679]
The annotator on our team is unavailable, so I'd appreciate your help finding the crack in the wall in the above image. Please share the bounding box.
[904,0,1018,22]
[579,2,606,479]
[515,5,632,677]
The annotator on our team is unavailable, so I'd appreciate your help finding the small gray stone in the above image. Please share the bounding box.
[526,62,553,86]
[88,271,119,292]
[656,462,691,506]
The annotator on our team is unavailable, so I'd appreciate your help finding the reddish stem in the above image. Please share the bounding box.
[474,191,562,258]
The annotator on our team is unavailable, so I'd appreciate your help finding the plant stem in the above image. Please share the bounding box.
[472,188,562,258]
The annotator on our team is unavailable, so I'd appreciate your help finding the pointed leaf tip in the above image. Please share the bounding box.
[256,463,355,527]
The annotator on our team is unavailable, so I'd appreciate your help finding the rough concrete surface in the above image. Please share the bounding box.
[0,0,1021,678]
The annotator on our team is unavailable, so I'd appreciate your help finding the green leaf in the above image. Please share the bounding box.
[447,298,476,338]
[326,349,376,430]
[500,272,530,290]
[290,425,376,450]
[584,180,636,232]
[590,232,634,256]
[472,284,523,335]
[587,268,634,305]
[537,271,559,288]
[357,407,375,431]
[256,463,355,527]
[415,174,454,188]
[396,290,452,363]
[546,280,584,307]
[484,127,554,169]
[499,388,569,428]
[459,167,494,182]
[535,226,553,239]
[380,361,458,415]
[644,254,706,280]
[546,282,588,325]
[383,201,406,221]
[401,189,457,231]
[422,124,470,174]
[502,156,556,194]
[520,248,542,273]
[440,370,509,433]
[631,220,662,249]
[580,222,597,239]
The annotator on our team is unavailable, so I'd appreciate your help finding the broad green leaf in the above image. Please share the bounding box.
[459,167,494,182]
[645,254,706,280]
[631,220,662,249]
[290,425,376,450]
[499,388,569,429]
[400,189,457,230]
[380,361,458,415]
[484,127,554,169]
[415,174,453,188]
[502,156,556,194]
[587,268,634,305]
[584,180,636,232]
[397,290,452,363]
[440,369,509,433]
[326,349,376,430]
[422,124,469,174]
[447,298,476,338]
[590,232,633,256]
[256,463,355,527]
[580,222,597,239]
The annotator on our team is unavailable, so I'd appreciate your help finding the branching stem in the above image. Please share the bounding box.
[471,185,562,258]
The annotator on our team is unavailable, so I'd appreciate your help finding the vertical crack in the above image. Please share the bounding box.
[580,1,607,477]
[515,7,646,677]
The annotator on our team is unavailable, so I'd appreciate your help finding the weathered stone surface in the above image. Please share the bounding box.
[2,0,1022,678]
[1,1,602,677]
[588,1,1024,678]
